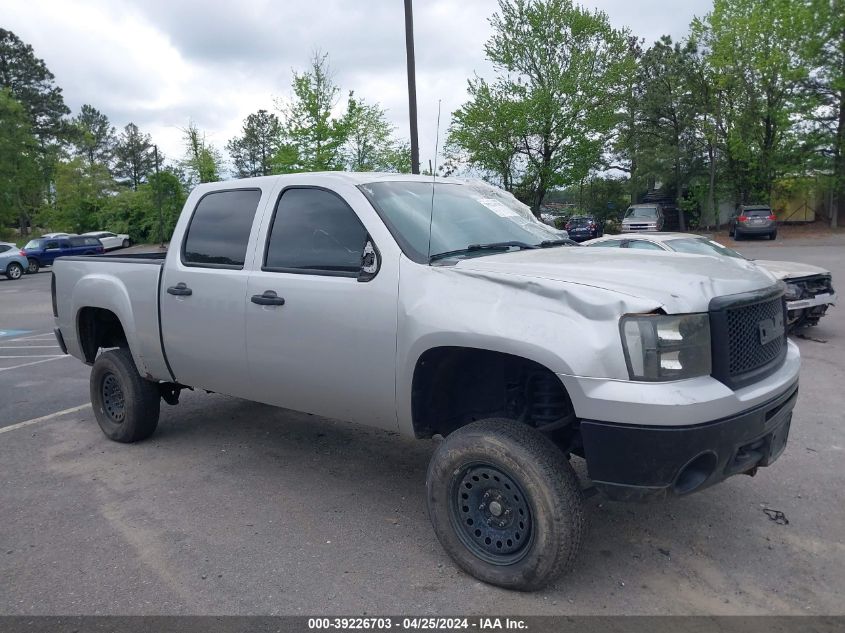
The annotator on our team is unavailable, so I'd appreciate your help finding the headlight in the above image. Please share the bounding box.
[620,313,711,381]
[783,282,802,301]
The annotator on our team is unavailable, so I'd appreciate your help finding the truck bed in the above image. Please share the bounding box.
[52,253,172,382]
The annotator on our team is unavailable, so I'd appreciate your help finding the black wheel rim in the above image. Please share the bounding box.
[449,463,533,565]
[101,373,126,423]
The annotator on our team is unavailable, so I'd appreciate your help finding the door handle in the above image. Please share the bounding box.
[251,290,285,306]
[167,282,192,296]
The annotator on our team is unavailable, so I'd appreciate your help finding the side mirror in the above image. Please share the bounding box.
[358,237,380,283]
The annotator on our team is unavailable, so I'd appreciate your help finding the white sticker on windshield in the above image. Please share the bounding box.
[475,197,520,218]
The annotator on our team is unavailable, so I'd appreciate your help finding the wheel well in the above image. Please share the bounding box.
[411,347,577,442]
[77,307,129,363]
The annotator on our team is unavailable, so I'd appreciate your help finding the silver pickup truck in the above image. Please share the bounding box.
[52,173,800,591]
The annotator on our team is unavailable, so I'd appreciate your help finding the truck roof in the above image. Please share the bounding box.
[192,172,466,193]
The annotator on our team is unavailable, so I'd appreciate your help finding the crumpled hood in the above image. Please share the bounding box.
[753,259,830,281]
[452,247,779,313]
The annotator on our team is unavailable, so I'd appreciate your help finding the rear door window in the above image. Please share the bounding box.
[263,187,367,275]
[0,245,10,254]
[182,189,262,268]
[626,240,665,251]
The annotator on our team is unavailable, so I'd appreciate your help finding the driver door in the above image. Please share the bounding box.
[245,186,398,430]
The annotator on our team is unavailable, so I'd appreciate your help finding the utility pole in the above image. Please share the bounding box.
[404,0,420,174]
[154,145,164,249]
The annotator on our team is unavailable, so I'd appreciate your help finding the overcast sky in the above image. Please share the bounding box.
[6,0,712,171]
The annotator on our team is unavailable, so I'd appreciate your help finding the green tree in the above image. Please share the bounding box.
[0,89,41,233]
[226,109,282,178]
[274,52,350,173]
[636,36,702,230]
[606,36,646,204]
[0,29,69,144]
[343,94,394,171]
[182,121,222,184]
[379,140,413,174]
[69,104,116,169]
[692,0,817,203]
[99,171,185,243]
[114,123,155,190]
[807,0,845,226]
[52,157,115,233]
[447,79,524,190]
[451,0,632,215]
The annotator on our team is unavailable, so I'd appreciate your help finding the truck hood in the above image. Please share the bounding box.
[451,247,779,313]
[752,259,830,281]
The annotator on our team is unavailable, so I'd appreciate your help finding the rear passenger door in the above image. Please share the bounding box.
[245,186,399,429]
[160,188,267,396]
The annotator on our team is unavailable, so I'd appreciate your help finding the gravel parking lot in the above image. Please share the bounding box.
[1,235,843,615]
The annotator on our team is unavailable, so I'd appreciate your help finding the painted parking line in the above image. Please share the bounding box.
[0,329,32,338]
[0,356,71,372]
[0,403,91,435]
[0,345,61,349]
[5,332,52,342]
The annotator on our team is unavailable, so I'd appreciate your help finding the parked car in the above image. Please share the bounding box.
[729,205,777,240]
[81,231,131,250]
[564,215,602,242]
[0,242,27,280]
[53,173,799,591]
[41,232,76,239]
[584,232,835,329]
[621,203,664,232]
[22,236,105,274]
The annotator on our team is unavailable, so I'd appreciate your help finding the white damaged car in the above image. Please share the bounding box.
[585,232,836,329]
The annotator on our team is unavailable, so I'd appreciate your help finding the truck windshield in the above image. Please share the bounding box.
[624,207,658,219]
[360,181,565,263]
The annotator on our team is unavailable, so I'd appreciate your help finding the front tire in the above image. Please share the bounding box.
[90,348,160,442]
[5,262,23,280]
[26,258,39,274]
[426,419,584,591]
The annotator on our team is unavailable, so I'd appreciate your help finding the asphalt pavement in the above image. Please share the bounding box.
[0,236,843,615]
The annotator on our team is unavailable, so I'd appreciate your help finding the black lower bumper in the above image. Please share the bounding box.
[580,382,798,501]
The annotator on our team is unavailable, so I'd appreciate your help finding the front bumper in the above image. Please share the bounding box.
[787,292,836,311]
[580,381,798,501]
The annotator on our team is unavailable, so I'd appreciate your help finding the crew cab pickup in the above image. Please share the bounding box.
[52,173,800,591]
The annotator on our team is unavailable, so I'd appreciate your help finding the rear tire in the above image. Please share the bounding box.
[26,258,39,274]
[5,262,23,280]
[426,418,584,591]
[770,231,777,240]
[90,348,160,443]
[733,231,742,241]
[122,239,130,249]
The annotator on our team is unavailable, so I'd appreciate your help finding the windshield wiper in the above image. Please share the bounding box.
[538,238,579,248]
[429,241,537,263]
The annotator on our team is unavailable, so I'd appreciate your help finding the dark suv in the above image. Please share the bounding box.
[22,236,104,274]
[564,215,602,242]
[729,205,777,240]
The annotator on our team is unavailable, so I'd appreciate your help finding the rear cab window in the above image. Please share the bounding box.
[182,189,263,269]
[743,208,772,218]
